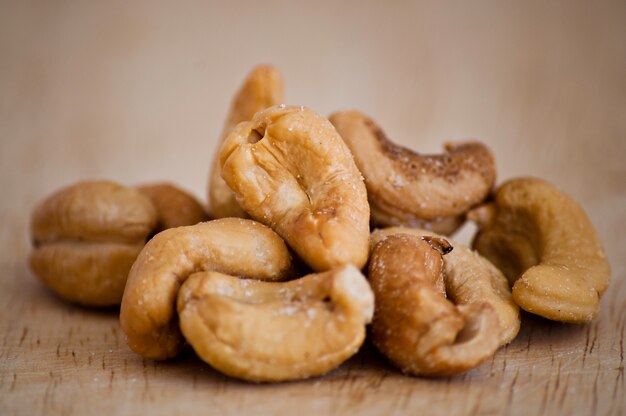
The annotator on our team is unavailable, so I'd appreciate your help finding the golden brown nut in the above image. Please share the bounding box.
[177,264,374,382]
[208,65,285,218]
[368,233,503,377]
[136,182,208,232]
[30,180,157,306]
[329,110,496,235]
[372,227,520,346]
[220,105,370,271]
[470,177,611,323]
[120,218,294,360]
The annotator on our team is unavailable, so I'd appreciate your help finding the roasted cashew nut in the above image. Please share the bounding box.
[208,65,285,218]
[219,105,370,271]
[469,177,611,323]
[120,218,294,360]
[368,232,510,377]
[137,182,208,233]
[30,180,157,306]
[329,110,496,235]
[177,264,374,382]
[30,180,208,306]
[372,227,520,347]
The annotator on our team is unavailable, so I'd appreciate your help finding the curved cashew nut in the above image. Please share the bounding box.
[30,180,157,306]
[219,105,370,271]
[469,177,611,323]
[372,227,520,347]
[329,110,496,235]
[177,264,374,382]
[208,65,285,218]
[137,182,208,232]
[369,233,508,376]
[120,218,294,360]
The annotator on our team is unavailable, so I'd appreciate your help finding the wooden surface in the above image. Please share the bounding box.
[1,1,625,415]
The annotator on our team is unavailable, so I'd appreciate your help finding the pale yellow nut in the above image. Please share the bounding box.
[177,264,374,382]
[329,110,496,235]
[29,180,157,306]
[219,105,370,271]
[368,233,503,377]
[136,182,208,232]
[470,177,611,323]
[372,227,520,346]
[120,218,294,360]
[208,65,285,218]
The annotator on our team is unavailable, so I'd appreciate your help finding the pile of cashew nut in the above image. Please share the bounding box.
[29,65,611,382]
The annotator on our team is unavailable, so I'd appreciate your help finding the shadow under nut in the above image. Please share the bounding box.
[219,105,370,271]
[208,65,285,219]
[369,234,501,377]
[471,177,611,323]
[372,227,520,346]
[177,265,374,382]
[329,110,496,232]
[119,218,294,361]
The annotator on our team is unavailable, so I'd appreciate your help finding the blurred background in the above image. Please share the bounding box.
[1,0,624,245]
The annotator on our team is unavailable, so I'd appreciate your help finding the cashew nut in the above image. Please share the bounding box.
[137,182,208,232]
[372,227,520,347]
[219,105,370,271]
[208,65,285,218]
[30,180,157,306]
[30,180,210,306]
[177,264,374,382]
[368,233,500,376]
[329,110,496,235]
[469,177,611,323]
[120,218,294,360]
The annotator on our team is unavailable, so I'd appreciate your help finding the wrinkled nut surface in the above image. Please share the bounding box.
[470,177,611,323]
[372,227,520,346]
[368,233,503,377]
[177,264,374,382]
[137,182,208,232]
[120,218,294,360]
[220,105,370,271]
[208,65,285,218]
[329,110,496,235]
[30,180,157,306]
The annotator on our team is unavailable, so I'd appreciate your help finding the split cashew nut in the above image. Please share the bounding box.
[470,177,611,323]
[329,110,496,235]
[30,180,208,306]
[208,65,285,218]
[120,218,294,360]
[30,180,158,306]
[219,105,370,271]
[178,264,374,382]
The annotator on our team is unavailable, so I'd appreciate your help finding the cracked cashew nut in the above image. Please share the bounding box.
[219,105,370,271]
[137,182,208,233]
[208,65,285,218]
[177,264,374,382]
[329,110,496,235]
[30,180,158,306]
[369,233,495,376]
[469,177,611,323]
[120,218,294,360]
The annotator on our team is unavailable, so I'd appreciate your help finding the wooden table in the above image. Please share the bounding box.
[1,1,624,414]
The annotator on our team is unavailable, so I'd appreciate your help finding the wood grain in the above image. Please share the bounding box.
[1,1,624,415]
